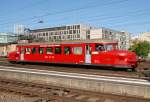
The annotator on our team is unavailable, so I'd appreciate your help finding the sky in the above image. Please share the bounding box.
[0,0,150,36]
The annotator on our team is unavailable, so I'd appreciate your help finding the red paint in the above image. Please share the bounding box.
[8,41,137,69]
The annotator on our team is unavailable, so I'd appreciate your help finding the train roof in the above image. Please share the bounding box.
[17,39,118,46]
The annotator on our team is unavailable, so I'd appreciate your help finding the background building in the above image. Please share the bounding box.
[28,24,91,42]
[0,44,17,57]
[138,32,150,42]
[0,32,18,44]
[90,28,131,50]
[0,32,18,57]
[25,24,130,50]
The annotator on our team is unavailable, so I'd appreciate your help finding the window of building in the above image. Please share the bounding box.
[31,47,36,54]
[46,33,48,36]
[73,25,75,29]
[46,47,53,54]
[77,30,80,34]
[64,31,66,34]
[70,35,72,39]
[64,47,71,55]
[66,31,69,34]
[87,35,90,39]
[25,48,31,54]
[73,30,76,34]
[73,35,76,39]
[59,36,61,39]
[55,47,61,54]
[55,32,57,35]
[75,25,77,29]
[77,34,80,38]
[67,35,70,39]
[77,25,80,29]
[68,26,70,30]
[39,47,44,54]
[54,36,56,39]
[73,47,82,55]
[110,32,112,35]
[86,30,90,34]
[105,31,108,34]
[69,30,72,34]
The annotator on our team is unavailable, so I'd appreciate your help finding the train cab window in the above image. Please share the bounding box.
[39,47,44,54]
[46,47,53,54]
[55,47,61,54]
[95,44,105,51]
[73,47,82,55]
[31,48,36,54]
[64,47,71,55]
[25,48,31,54]
[105,45,113,51]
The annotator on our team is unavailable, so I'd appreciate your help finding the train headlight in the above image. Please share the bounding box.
[119,53,126,56]
[124,58,128,62]
[118,53,126,60]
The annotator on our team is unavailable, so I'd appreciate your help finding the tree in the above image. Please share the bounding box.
[129,41,150,57]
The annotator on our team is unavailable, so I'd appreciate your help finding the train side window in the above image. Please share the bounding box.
[21,48,25,54]
[95,44,105,51]
[73,47,82,55]
[25,48,31,54]
[64,46,71,55]
[39,47,44,54]
[55,47,61,54]
[46,47,53,54]
[31,47,36,54]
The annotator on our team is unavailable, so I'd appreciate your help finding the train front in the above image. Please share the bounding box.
[113,50,137,70]
[98,42,138,70]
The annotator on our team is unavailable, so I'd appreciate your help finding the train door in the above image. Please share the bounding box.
[20,47,24,61]
[85,44,91,64]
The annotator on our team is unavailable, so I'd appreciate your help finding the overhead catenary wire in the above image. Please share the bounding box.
[0,0,129,26]
[0,0,149,34]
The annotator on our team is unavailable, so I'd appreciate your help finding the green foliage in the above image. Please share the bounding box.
[129,41,150,57]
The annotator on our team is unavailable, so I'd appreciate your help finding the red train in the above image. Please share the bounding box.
[8,40,137,71]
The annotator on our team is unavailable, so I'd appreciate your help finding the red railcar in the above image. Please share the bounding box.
[8,40,137,70]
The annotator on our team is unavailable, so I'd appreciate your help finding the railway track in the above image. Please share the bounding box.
[0,78,149,102]
[0,65,150,99]
[0,78,99,102]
